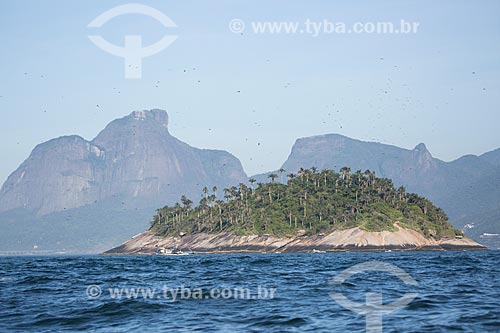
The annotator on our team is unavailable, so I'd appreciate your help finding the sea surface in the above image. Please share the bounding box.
[0,251,499,332]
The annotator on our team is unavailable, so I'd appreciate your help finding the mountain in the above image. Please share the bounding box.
[479,148,500,166]
[253,134,500,245]
[2,119,498,252]
[446,165,500,248]
[0,109,247,253]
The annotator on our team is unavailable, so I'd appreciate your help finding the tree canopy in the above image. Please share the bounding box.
[150,167,462,239]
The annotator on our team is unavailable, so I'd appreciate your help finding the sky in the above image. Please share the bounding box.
[0,0,499,184]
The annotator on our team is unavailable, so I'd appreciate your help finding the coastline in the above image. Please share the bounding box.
[104,225,487,255]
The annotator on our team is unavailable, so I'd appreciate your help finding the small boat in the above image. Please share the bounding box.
[155,247,191,256]
[312,249,326,253]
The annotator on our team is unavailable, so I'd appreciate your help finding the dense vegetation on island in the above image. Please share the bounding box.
[150,167,463,239]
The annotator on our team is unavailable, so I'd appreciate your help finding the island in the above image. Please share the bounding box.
[105,168,486,254]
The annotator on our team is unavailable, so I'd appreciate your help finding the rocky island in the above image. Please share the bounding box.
[106,168,486,254]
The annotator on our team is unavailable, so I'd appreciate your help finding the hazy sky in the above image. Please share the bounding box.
[0,0,499,184]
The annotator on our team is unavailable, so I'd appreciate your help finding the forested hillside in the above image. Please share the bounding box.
[151,167,461,239]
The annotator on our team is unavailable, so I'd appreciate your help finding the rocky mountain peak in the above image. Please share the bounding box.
[92,109,172,152]
[413,143,429,153]
[410,143,435,172]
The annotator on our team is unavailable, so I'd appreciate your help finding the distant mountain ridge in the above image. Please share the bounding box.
[0,109,247,252]
[1,116,499,252]
[0,109,247,216]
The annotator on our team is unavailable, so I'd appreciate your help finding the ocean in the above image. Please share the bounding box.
[0,251,498,332]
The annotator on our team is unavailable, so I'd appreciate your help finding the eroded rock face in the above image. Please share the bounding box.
[0,136,105,215]
[0,109,247,216]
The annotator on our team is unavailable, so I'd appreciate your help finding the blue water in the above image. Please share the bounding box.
[0,251,499,332]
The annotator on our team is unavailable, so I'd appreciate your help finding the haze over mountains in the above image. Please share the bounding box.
[0,110,247,252]
[0,110,498,252]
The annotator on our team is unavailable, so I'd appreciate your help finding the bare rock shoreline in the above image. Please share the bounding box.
[104,226,487,254]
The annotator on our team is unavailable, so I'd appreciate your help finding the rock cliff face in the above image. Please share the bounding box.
[0,109,247,219]
[0,109,248,252]
[105,225,486,255]
[0,135,104,215]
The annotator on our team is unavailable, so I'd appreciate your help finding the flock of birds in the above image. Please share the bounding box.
[3,59,490,170]
[1,59,492,220]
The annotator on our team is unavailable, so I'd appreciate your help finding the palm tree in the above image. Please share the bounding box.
[321,169,329,186]
[310,167,318,186]
[216,199,224,230]
[298,167,306,181]
[397,186,406,202]
[340,167,351,182]
[173,202,182,225]
[278,168,286,183]
[268,173,278,183]
[180,195,192,215]
[248,178,256,193]
[224,188,232,202]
